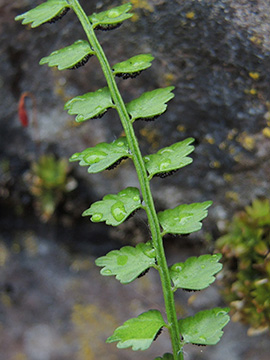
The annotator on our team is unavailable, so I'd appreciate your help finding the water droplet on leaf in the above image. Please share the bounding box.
[91,213,103,222]
[84,150,107,164]
[160,148,173,154]
[199,336,206,343]
[117,255,128,266]
[159,159,172,170]
[95,105,103,113]
[211,255,219,262]
[174,214,192,225]
[216,310,226,316]
[103,269,113,275]
[143,247,156,258]
[76,114,85,122]
[108,9,121,18]
[111,201,127,222]
[70,153,79,160]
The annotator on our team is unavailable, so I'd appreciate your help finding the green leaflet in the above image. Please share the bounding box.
[143,138,194,179]
[15,0,69,28]
[39,40,95,70]
[69,137,130,173]
[178,308,230,346]
[107,310,166,351]
[83,187,141,226]
[89,3,133,30]
[155,354,174,360]
[112,54,154,79]
[64,87,114,122]
[126,87,175,122]
[158,201,212,235]
[95,242,156,284]
[170,254,222,291]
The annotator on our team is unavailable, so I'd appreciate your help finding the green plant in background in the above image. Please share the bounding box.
[26,154,71,222]
[17,90,72,221]
[16,1,230,359]
[216,198,270,335]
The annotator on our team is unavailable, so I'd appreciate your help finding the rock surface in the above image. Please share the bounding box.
[2,0,270,223]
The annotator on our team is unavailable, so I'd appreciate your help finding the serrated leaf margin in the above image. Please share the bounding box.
[64,87,114,122]
[15,0,70,28]
[143,138,195,179]
[178,307,230,346]
[89,3,133,30]
[39,40,95,70]
[158,201,212,235]
[95,242,156,284]
[107,310,166,351]
[126,87,175,122]
[169,254,223,291]
[82,187,142,226]
[69,137,130,173]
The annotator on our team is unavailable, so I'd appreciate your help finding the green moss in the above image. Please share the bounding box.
[27,154,71,221]
[216,199,270,334]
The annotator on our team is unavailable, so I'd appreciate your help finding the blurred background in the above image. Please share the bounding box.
[1,0,270,359]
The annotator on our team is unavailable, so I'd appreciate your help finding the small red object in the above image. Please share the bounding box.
[18,93,29,127]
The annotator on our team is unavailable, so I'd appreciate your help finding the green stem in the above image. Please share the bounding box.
[70,1,183,359]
